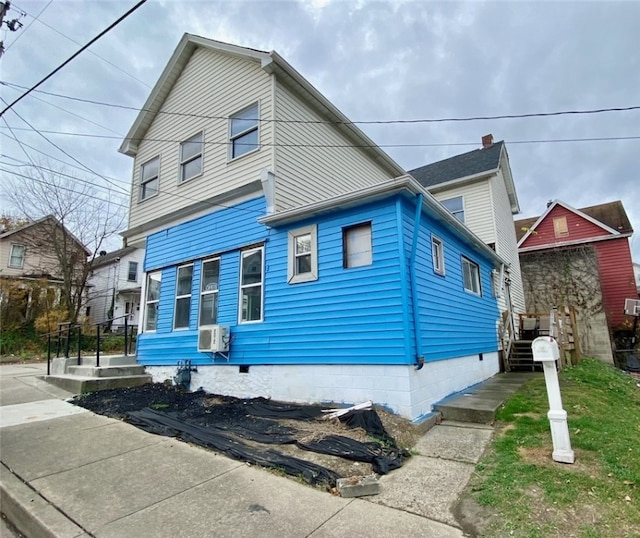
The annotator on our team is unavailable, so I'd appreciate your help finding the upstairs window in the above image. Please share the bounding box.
[461,256,481,295]
[239,247,263,323]
[144,271,162,331]
[441,196,464,223]
[140,156,159,201]
[8,244,26,268]
[174,264,193,329]
[199,258,220,327]
[343,222,372,268]
[230,104,259,159]
[553,216,569,238]
[127,261,138,282]
[287,225,318,284]
[179,131,203,182]
[431,236,445,275]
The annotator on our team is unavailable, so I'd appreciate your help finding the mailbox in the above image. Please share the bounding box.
[532,336,560,362]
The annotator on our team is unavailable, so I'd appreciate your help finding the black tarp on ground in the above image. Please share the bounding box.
[72,384,409,488]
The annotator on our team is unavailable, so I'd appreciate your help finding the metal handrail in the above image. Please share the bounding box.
[45,315,137,375]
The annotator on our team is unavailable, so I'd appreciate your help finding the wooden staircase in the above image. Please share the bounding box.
[507,340,541,371]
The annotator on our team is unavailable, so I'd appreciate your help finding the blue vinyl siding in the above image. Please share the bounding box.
[137,193,499,366]
[400,197,499,361]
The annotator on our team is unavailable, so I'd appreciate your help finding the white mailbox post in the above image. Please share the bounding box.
[531,336,575,464]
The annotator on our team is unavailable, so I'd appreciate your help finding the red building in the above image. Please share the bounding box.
[515,200,636,330]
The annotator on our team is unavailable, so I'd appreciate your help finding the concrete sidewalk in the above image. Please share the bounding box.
[0,364,532,538]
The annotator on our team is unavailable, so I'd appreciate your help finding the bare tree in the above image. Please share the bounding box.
[1,161,127,324]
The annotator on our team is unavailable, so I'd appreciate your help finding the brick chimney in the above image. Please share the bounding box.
[481,134,493,148]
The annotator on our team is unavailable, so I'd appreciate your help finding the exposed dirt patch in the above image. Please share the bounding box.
[517,446,602,476]
[71,383,423,488]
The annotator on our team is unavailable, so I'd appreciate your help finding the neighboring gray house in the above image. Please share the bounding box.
[409,135,526,336]
[86,246,145,330]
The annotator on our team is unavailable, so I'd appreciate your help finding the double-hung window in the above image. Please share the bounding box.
[199,258,220,327]
[431,236,445,275]
[140,156,159,201]
[441,196,464,223]
[230,104,259,159]
[287,225,318,283]
[144,271,162,331]
[461,256,481,295]
[174,265,193,329]
[8,244,26,268]
[343,222,372,268]
[127,261,138,282]
[239,247,263,323]
[179,132,203,182]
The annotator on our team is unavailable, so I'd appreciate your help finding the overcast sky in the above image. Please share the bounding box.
[1,0,638,259]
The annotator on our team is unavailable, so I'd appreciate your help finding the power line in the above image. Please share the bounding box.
[8,2,151,89]
[2,80,639,126]
[0,132,130,186]
[0,159,130,200]
[1,98,130,195]
[1,124,639,148]
[0,168,130,209]
[0,0,147,117]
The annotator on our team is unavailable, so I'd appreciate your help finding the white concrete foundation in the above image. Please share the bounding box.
[146,352,500,421]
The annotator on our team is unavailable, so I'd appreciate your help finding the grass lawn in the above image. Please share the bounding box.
[468,358,640,537]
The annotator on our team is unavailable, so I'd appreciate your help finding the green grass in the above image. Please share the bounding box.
[469,358,640,537]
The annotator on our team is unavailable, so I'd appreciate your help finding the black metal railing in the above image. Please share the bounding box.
[45,315,137,375]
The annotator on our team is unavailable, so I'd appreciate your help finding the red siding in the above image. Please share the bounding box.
[521,205,613,249]
[594,238,638,328]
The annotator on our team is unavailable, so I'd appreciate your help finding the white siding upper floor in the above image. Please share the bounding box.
[490,171,526,314]
[431,181,495,243]
[126,47,274,246]
[273,81,395,210]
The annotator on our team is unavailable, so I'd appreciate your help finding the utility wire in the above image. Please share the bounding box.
[1,81,639,126]
[1,124,639,148]
[0,132,131,186]
[4,0,53,51]
[9,2,152,89]
[0,159,130,200]
[1,97,129,195]
[0,167,130,209]
[0,0,148,117]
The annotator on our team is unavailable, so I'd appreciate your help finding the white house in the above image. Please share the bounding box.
[409,135,526,336]
[86,246,145,330]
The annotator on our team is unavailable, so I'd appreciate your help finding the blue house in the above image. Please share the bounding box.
[119,35,507,420]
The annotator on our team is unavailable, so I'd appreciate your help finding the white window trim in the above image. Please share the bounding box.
[178,131,204,184]
[228,103,260,162]
[139,155,160,202]
[173,264,194,330]
[199,257,220,328]
[127,261,138,282]
[343,222,373,269]
[287,224,318,284]
[143,271,162,333]
[431,235,445,276]
[461,256,482,296]
[8,243,26,269]
[441,196,465,223]
[238,246,264,324]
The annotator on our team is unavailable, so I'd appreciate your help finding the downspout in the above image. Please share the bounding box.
[410,194,425,370]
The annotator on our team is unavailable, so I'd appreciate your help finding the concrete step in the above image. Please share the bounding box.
[66,365,146,377]
[434,372,540,424]
[41,374,151,394]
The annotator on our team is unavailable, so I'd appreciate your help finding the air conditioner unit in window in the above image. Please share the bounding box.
[198,325,230,353]
[624,298,640,317]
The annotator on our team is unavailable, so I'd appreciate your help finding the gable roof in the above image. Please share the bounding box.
[515,200,633,245]
[0,215,90,256]
[408,140,520,213]
[409,141,504,188]
[91,246,138,269]
[119,33,404,177]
